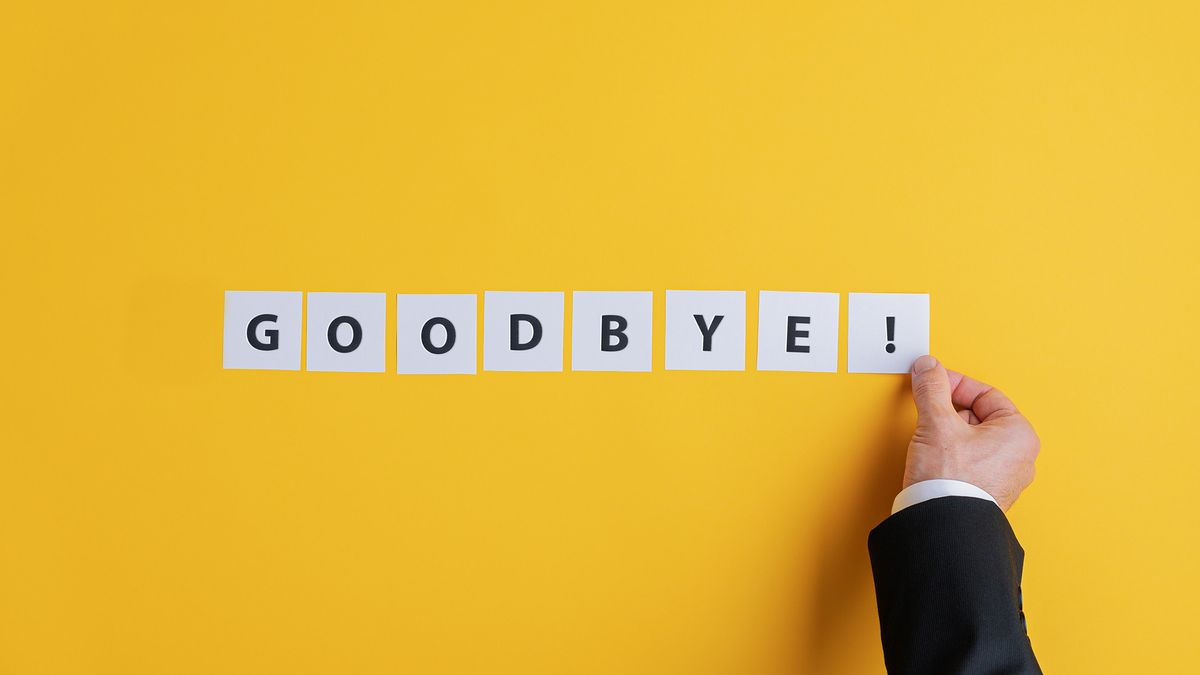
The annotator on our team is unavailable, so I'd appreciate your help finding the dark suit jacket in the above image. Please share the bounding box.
[868,496,1041,674]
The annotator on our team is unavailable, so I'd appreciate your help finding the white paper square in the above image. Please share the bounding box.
[305,292,387,372]
[756,291,840,372]
[397,294,477,374]
[847,293,930,373]
[571,291,653,372]
[223,291,303,370]
[665,290,746,371]
[483,291,564,372]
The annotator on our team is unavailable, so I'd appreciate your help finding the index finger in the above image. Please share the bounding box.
[946,369,1019,422]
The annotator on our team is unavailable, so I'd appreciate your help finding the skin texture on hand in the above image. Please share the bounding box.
[905,355,1040,511]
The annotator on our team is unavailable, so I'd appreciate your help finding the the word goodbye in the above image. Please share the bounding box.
[223,291,930,375]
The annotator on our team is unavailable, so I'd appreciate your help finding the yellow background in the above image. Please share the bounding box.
[3,1,1199,673]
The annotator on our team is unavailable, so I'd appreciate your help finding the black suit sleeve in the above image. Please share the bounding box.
[868,496,1041,675]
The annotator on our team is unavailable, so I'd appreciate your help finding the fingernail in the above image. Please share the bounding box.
[912,355,938,374]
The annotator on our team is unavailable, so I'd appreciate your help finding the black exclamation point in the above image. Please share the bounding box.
[885,316,896,353]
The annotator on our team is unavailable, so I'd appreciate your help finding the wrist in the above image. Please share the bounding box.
[891,479,1000,514]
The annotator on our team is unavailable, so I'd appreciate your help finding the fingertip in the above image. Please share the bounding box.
[911,354,938,374]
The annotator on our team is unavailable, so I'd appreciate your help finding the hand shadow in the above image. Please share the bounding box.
[794,379,913,673]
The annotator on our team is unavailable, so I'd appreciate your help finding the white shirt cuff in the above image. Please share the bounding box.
[891,479,999,514]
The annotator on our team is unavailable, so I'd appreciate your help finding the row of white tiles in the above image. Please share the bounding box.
[223,291,930,374]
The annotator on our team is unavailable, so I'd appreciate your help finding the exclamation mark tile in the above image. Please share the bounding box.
[847,293,930,373]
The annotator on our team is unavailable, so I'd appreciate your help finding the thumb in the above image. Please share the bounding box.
[910,355,956,422]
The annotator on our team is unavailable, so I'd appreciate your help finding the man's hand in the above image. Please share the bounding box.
[905,355,1040,511]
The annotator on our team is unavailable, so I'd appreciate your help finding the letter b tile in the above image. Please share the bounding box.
[571,291,652,372]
